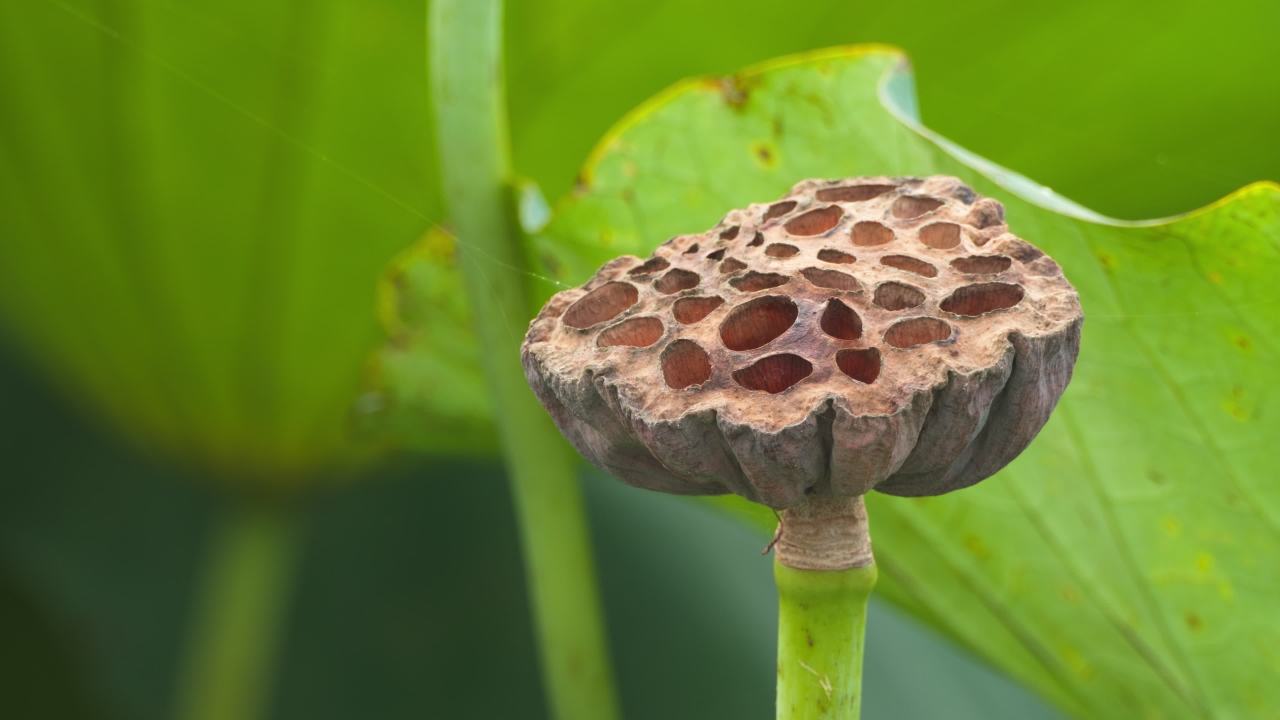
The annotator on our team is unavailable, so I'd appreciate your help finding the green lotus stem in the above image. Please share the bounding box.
[174,502,299,720]
[774,496,878,720]
[775,561,877,719]
[428,2,620,720]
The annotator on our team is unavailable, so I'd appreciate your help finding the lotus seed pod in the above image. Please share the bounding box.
[522,176,1082,509]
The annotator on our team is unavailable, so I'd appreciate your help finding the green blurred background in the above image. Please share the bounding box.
[0,0,1276,718]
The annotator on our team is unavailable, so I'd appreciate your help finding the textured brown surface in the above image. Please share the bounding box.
[523,176,1082,509]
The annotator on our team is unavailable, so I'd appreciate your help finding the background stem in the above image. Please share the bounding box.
[428,2,621,720]
[174,502,299,720]
[775,559,877,720]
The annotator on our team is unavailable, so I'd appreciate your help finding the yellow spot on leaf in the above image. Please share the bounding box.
[1207,270,1223,284]
[1222,386,1250,421]
[1218,580,1235,601]
[1195,552,1215,574]
[964,533,991,560]
[1161,516,1182,539]
[1060,645,1094,680]
[421,226,457,261]
[751,140,778,168]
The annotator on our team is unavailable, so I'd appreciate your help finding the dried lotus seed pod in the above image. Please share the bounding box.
[522,176,1082,512]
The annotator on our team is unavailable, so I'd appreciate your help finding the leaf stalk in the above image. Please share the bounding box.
[175,502,300,720]
[428,2,621,719]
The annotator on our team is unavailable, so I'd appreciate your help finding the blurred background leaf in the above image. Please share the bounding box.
[0,0,1277,718]
[0,0,439,485]
[531,47,1280,718]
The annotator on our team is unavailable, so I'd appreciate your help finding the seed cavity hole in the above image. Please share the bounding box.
[597,316,663,348]
[732,354,813,394]
[919,222,961,249]
[764,201,797,221]
[951,255,1012,274]
[706,248,726,261]
[784,205,843,236]
[852,221,894,246]
[873,282,926,311]
[880,255,937,278]
[820,299,862,340]
[800,267,860,292]
[673,296,725,325]
[940,282,1025,316]
[765,243,799,258]
[884,317,953,348]
[683,243,700,255]
[816,184,895,203]
[661,340,712,389]
[720,257,748,274]
[563,282,638,329]
[628,257,670,276]
[720,225,740,241]
[719,296,798,351]
[892,195,944,219]
[836,348,881,384]
[748,232,765,247]
[654,269,700,294]
[817,248,855,264]
[731,271,790,292]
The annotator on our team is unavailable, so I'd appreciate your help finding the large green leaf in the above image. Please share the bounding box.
[506,0,1280,220]
[0,0,439,482]
[531,47,1280,717]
